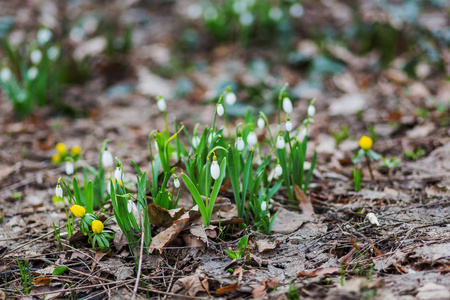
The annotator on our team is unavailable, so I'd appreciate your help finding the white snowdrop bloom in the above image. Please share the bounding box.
[275,164,282,177]
[239,11,254,26]
[208,133,220,144]
[65,161,74,175]
[261,201,267,211]
[154,140,159,152]
[27,67,38,80]
[47,46,60,61]
[101,149,113,167]
[127,200,138,213]
[55,184,63,198]
[290,3,304,18]
[276,135,285,149]
[204,7,218,20]
[298,127,308,141]
[69,27,85,43]
[233,1,247,14]
[114,167,123,182]
[174,177,180,188]
[210,157,220,180]
[217,103,224,116]
[187,3,203,19]
[257,117,265,129]
[308,105,316,117]
[30,49,42,65]
[157,97,167,112]
[37,28,52,45]
[285,120,293,132]
[1,67,12,82]
[82,17,99,34]
[192,136,200,148]
[225,92,236,105]
[366,213,381,226]
[247,131,257,146]
[235,136,245,151]
[282,97,293,114]
[269,7,283,21]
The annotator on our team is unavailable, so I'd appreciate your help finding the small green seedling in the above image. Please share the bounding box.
[352,167,362,192]
[380,156,401,168]
[332,124,349,145]
[225,235,249,260]
[17,258,33,295]
[287,278,300,300]
[404,147,424,161]
[353,136,381,181]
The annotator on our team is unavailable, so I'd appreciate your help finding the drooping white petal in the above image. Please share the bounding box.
[114,167,122,182]
[217,104,224,116]
[101,150,113,167]
[235,137,245,151]
[275,164,282,177]
[276,135,285,149]
[47,46,60,61]
[65,161,74,175]
[127,200,137,213]
[55,184,63,198]
[261,201,267,211]
[174,178,180,188]
[290,3,304,18]
[1,68,12,82]
[247,131,257,146]
[308,105,316,116]
[157,98,167,112]
[192,136,200,148]
[285,121,293,132]
[37,28,52,45]
[258,117,265,129]
[225,92,236,105]
[269,7,283,21]
[211,161,220,180]
[30,49,42,65]
[282,97,293,114]
[27,67,38,80]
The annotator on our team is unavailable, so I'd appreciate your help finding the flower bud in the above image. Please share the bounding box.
[65,161,74,175]
[102,149,113,167]
[211,155,220,180]
[225,92,236,105]
[55,184,63,198]
[157,97,167,112]
[114,167,123,182]
[359,136,373,151]
[235,136,245,151]
[92,220,104,234]
[217,104,224,116]
[282,97,293,114]
[70,205,86,218]
[308,105,315,117]
[276,135,285,149]
[257,117,265,129]
[247,131,257,146]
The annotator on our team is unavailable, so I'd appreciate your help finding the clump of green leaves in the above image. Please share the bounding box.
[404,147,425,161]
[225,235,249,260]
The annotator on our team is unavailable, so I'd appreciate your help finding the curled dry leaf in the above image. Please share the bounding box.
[256,239,279,253]
[173,275,206,297]
[252,278,278,299]
[147,204,185,227]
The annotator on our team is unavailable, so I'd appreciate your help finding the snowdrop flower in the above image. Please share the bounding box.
[217,103,224,116]
[27,67,38,80]
[366,213,380,226]
[269,7,283,21]
[290,3,304,18]
[285,118,293,132]
[204,7,218,20]
[114,167,123,182]
[127,200,138,213]
[275,164,282,177]
[257,117,265,129]
[173,176,180,188]
[69,27,85,43]
[261,201,267,211]
[1,67,12,82]
[282,97,293,114]
[65,161,74,175]
[154,140,159,152]
[240,11,254,26]
[298,127,307,141]
[247,131,257,146]
[233,1,247,14]
[307,105,315,117]
[210,155,220,180]
[30,49,42,65]
[47,46,60,61]
[55,183,63,198]
[235,136,245,151]
[157,97,167,112]
[225,92,236,105]
[192,135,200,148]
[37,28,52,45]
[276,135,285,149]
[102,149,113,167]
[187,3,203,19]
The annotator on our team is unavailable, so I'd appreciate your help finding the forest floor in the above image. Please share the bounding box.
[0,1,449,299]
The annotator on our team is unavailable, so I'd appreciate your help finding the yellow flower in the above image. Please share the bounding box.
[71,145,82,156]
[359,136,373,151]
[70,205,86,218]
[52,153,61,163]
[92,220,104,234]
[56,142,67,155]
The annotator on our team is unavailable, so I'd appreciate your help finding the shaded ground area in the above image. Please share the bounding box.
[1,0,450,299]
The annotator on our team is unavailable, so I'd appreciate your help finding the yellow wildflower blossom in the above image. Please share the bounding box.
[359,136,373,151]
[56,142,67,155]
[71,145,82,156]
[70,205,86,218]
[92,220,104,234]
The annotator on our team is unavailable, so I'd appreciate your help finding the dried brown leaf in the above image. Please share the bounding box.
[215,281,239,294]
[297,267,340,277]
[252,278,279,299]
[173,275,206,297]
[148,204,185,227]
[33,277,52,286]
[294,184,314,217]
[256,239,279,253]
